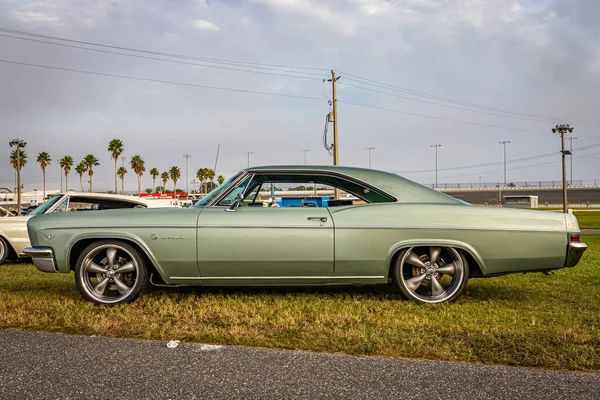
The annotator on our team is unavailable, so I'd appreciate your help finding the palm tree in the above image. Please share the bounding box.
[170,166,181,194]
[83,154,100,192]
[196,168,207,194]
[117,166,128,194]
[59,156,74,192]
[9,149,28,193]
[75,161,86,192]
[108,139,124,194]
[206,168,215,192]
[217,175,225,185]
[36,152,51,199]
[130,155,145,195]
[149,168,160,193]
[10,149,28,171]
[161,171,169,193]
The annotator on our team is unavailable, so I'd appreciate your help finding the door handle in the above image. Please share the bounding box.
[308,217,328,223]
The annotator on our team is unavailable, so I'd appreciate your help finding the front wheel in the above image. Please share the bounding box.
[393,246,469,304]
[74,240,148,305]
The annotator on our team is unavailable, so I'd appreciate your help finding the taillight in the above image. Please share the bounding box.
[569,233,581,243]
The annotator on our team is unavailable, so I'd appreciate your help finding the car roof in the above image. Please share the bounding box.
[55,192,151,207]
[246,165,464,205]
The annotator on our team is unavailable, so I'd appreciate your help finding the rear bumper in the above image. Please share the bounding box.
[565,242,587,268]
[23,247,57,273]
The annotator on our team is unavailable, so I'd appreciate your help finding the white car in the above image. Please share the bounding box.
[0,192,172,265]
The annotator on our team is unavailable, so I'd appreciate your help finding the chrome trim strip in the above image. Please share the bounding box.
[40,226,197,231]
[197,226,328,229]
[336,226,565,233]
[206,169,397,207]
[170,276,384,280]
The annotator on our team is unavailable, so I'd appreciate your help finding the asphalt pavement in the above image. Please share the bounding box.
[0,330,598,400]
[582,229,600,234]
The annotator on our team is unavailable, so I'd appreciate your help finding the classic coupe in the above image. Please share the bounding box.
[0,192,168,265]
[24,166,587,305]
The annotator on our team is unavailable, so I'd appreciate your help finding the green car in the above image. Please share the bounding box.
[24,166,587,305]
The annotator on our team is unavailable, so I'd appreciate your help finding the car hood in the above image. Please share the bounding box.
[27,207,201,232]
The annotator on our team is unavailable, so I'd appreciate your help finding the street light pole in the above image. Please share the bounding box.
[300,149,310,165]
[183,154,191,195]
[566,137,577,186]
[364,147,375,168]
[9,139,27,216]
[498,141,511,186]
[244,152,253,168]
[430,144,441,189]
[552,124,574,213]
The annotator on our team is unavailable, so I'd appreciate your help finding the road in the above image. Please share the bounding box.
[0,330,598,399]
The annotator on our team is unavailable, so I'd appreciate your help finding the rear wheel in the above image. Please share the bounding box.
[393,246,469,304]
[74,240,148,305]
[0,237,8,265]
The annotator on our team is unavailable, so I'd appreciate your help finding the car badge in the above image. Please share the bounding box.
[44,234,55,240]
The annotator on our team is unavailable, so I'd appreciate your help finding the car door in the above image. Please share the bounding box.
[196,206,334,278]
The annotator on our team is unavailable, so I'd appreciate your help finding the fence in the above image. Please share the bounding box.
[427,179,599,190]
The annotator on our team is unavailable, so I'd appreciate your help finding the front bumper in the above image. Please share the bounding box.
[565,242,587,268]
[23,247,57,273]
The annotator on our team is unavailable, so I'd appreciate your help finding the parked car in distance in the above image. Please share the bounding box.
[25,165,587,305]
[0,192,170,265]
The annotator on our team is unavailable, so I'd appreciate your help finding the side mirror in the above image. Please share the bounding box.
[225,193,243,212]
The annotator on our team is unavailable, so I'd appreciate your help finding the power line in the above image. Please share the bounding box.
[396,143,600,174]
[5,27,600,126]
[0,27,328,74]
[341,81,600,127]
[0,59,325,101]
[339,72,600,124]
[0,33,325,81]
[428,150,600,180]
[339,100,552,135]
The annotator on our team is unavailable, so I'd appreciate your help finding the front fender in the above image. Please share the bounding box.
[65,232,168,281]
[385,239,488,278]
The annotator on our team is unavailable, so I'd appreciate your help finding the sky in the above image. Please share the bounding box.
[1,0,600,193]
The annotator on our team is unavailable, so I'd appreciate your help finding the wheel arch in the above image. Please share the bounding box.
[0,234,18,262]
[385,239,487,279]
[67,234,168,282]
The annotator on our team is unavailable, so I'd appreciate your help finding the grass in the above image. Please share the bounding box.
[1,236,599,371]
[574,211,600,229]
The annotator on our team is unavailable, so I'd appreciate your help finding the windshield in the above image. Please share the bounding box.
[30,194,64,216]
[0,207,9,217]
[194,170,245,207]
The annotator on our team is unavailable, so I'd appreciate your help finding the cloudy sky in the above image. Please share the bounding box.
[1,0,600,193]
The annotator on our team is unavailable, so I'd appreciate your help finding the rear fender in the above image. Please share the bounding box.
[385,239,487,278]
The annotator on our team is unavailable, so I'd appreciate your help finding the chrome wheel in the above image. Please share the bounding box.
[395,246,468,304]
[75,242,147,305]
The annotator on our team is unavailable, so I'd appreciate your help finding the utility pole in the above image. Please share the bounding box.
[499,141,511,186]
[327,70,341,199]
[183,154,191,195]
[9,139,27,216]
[552,124,574,213]
[567,137,578,186]
[244,152,253,168]
[364,147,375,168]
[300,149,310,165]
[430,144,441,189]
